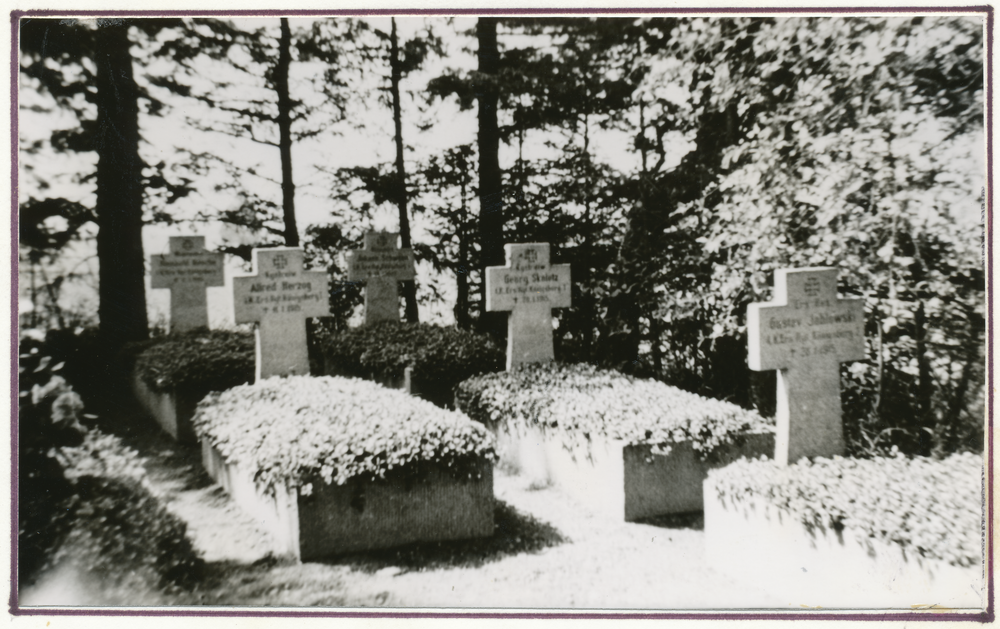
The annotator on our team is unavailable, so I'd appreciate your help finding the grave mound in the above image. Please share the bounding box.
[194,376,496,560]
[129,329,254,442]
[705,452,983,607]
[456,362,774,520]
[321,320,504,407]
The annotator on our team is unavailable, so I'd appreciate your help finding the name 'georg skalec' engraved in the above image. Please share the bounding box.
[494,271,568,305]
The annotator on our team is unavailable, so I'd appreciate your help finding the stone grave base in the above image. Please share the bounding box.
[131,371,203,443]
[490,421,773,521]
[703,478,984,609]
[201,440,495,561]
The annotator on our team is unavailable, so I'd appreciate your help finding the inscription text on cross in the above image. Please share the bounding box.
[486,243,571,370]
[150,236,224,333]
[233,247,330,381]
[345,232,416,325]
[747,267,865,465]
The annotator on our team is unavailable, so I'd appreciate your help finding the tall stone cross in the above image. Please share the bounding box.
[150,236,224,333]
[345,231,416,325]
[233,247,330,381]
[747,267,865,465]
[486,243,571,370]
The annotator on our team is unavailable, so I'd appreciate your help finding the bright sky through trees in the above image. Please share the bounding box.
[20,16,694,326]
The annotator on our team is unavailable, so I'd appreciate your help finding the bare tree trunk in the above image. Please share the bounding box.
[390,18,419,322]
[476,17,505,338]
[455,149,471,329]
[95,20,148,350]
[276,18,299,246]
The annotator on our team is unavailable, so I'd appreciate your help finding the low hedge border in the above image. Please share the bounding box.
[456,362,772,460]
[321,321,504,405]
[129,329,254,394]
[193,375,497,494]
[707,452,982,568]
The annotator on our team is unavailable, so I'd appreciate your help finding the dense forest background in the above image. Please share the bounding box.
[18,15,986,457]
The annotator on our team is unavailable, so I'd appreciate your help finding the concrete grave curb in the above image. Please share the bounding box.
[703,475,984,609]
[487,419,773,521]
[201,440,495,561]
[131,370,204,443]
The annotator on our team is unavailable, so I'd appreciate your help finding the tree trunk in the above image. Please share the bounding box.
[476,18,505,338]
[276,18,299,247]
[936,302,983,455]
[598,176,653,368]
[580,111,594,357]
[455,149,471,329]
[390,18,419,322]
[94,20,148,350]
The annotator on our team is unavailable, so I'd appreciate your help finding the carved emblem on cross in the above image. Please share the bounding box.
[747,267,865,465]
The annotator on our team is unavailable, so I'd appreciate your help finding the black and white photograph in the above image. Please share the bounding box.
[10,5,992,620]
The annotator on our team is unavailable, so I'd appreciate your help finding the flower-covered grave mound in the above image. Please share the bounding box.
[130,329,254,393]
[194,375,496,493]
[456,362,772,458]
[707,452,982,567]
[322,320,504,395]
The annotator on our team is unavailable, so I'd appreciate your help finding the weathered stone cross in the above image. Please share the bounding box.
[747,267,865,465]
[150,236,224,333]
[486,243,572,370]
[233,247,330,381]
[345,231,416,325]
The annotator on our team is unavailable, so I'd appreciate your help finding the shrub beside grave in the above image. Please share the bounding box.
[704,453,983,607]
[129,329,254,441]
[131,329,255,394]
[194,375,496,560]
[45,432,205,601]
[322,321,504,407]
[456,362,774,519]
[18,342,202,600]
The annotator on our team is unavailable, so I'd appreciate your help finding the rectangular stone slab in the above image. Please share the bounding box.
[704,477,984,608]
[201,441,494,561]
[486,419,773,520]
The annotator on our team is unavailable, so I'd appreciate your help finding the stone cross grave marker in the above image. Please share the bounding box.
[345,231,416,325]
[150,236,224,333]
[747,267,865,465]
[486,243,571,370]
[233,247,330,381]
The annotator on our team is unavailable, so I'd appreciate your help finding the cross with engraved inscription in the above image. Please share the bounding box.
[345,231,416,325]
[485,243,572,370]
[150,236,224,333]
[233,247,330,381]
[747,267,865,465]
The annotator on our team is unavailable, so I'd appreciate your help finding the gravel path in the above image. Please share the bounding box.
[125,418,789,610]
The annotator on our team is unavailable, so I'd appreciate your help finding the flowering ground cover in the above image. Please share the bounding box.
[322,321,504,407]
[194,375,496,493]
[707,452,983,568]
[130,329,254,393]
[457,362,772,458]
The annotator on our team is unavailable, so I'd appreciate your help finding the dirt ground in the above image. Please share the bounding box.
[22,406,791,610]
